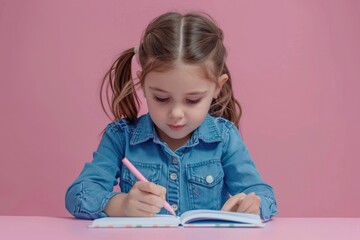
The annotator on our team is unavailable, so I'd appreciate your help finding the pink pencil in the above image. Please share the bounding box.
[122,158,177,216]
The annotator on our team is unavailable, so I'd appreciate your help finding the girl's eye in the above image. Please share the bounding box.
[154,96,170,103]
[186,98,201,104]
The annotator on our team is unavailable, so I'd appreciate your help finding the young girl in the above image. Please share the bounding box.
[65,12,277,221]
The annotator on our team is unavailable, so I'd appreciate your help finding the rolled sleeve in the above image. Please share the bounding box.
[259,188,278,221]
[65,182,120,219]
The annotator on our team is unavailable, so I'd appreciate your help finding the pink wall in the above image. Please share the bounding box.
[1,0,359,217]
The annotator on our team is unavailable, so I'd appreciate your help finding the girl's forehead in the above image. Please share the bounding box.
[144,64,216,93]
[147,62,214,80]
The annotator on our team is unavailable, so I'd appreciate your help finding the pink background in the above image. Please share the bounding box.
[1,0,359,217]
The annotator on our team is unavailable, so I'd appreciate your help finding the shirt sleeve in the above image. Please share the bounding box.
[221,123,278,221]
[65,124,125,219]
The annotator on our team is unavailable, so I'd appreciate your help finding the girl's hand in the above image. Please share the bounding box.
[104,181,166,217]
[221,192,261,215]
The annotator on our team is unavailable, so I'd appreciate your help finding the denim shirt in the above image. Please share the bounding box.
[65,113,278,221]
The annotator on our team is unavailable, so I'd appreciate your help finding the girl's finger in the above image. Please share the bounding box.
[237,193,260,213]
[221,193,246,211]
[138,193,165,208]
[136,201,162,215]
[136,181,166,198]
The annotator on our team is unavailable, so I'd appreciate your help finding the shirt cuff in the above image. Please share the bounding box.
[66,182,121,219]
[259,194,278,221]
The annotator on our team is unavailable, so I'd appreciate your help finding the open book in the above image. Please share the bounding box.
[88,210,264,228]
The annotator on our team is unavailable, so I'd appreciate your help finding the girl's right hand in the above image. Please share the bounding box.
[104,181,167,217]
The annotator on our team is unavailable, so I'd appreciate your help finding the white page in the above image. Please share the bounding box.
[88,215,181,228]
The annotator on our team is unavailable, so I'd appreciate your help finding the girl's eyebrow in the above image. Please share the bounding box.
[149,86,207,95]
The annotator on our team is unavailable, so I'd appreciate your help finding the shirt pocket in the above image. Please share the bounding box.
[120,162,162,193]
[186,159,224,210]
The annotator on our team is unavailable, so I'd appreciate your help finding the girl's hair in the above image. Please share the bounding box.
[100,12,242,126]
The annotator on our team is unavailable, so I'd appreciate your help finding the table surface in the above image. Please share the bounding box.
[0,216,359,240]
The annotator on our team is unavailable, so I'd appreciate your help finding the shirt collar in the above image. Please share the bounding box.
[130,113,223,145]
[130,114,155,145]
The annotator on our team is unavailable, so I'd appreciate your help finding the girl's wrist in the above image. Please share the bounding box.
[104,193,127,217]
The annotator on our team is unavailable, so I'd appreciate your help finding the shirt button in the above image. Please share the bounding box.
[171,204,178,211]
[172,158,179,164]
[170,173,177,180]
[206,175,214,184]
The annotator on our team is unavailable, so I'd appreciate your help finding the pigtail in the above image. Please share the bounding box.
[209,64,242,127]
[100,48,140,122]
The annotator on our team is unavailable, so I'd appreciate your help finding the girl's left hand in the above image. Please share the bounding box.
[221,192,261,215]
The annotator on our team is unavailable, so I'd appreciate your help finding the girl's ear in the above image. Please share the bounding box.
[214,74,228,98]
[136,70,142,80]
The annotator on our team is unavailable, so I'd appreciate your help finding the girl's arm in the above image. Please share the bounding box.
[65,124,124,219]
[65,122,167,219]
[221,123,278,221]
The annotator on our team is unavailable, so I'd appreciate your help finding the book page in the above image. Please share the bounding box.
[88,215,181,228]
[179,210,264,227]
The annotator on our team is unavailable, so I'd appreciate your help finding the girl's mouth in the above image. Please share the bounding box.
[168,124,184,131]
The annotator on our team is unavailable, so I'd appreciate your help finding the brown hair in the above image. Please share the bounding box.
[100,12,242,126]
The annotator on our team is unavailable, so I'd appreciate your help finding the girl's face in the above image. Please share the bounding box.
[141,62,228,150]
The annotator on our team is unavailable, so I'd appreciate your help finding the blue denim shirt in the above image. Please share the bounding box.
[65,113,277,220]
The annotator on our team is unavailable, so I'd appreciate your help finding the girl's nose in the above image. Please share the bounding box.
[170,105,184,119]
